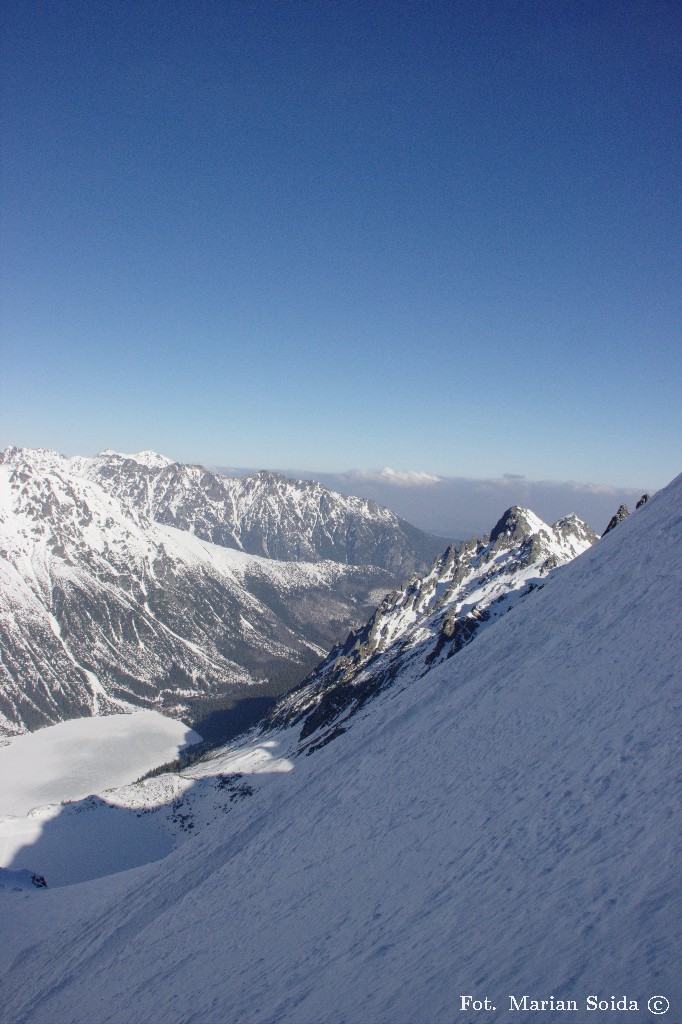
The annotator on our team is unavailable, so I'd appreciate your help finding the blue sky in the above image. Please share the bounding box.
[2,0,680,489]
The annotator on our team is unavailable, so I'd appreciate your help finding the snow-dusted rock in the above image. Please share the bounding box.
[0,447,443,573]
[602,502,630,535]
[269,503,598,740]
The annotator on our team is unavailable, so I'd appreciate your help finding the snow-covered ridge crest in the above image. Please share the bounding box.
[97,449,175,469]
[0,446,443,574]
[0,447,173,473]
[0,445,94,478]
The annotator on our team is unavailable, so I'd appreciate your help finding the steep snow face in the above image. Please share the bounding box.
[1,476,678,1024]
[270,504,598,737]
[0,459,393,737]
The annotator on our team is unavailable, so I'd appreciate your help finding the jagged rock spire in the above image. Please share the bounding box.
[602,504,630,537]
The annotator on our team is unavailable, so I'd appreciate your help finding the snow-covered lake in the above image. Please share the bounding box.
[0,711,201,818]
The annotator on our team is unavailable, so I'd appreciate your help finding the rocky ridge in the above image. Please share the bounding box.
[268,505,598,744]
[0,448,442,575]
[601,493,650,537]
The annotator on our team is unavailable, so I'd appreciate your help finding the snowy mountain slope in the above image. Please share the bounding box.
[0,447,444,574]
[268,505,597,739]
[17,503,594,873]
[0,459,392,737]
[1,475,678,1024]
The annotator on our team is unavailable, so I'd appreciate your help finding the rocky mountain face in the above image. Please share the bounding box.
[268,505,598,743]
[0,448,442,575]
[0,451,397,737]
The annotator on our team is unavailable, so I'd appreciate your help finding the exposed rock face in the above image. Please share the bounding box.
[0,869,48,892]
[602,503,630,536]
[268,505,598,746]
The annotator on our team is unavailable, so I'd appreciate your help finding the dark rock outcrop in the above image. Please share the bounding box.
[602,504,630,537]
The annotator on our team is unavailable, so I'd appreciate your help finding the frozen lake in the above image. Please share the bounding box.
[0,711,201,818]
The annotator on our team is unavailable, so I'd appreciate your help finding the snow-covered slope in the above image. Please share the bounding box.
[0,457,392,736]
[0,447,444,574]
[1,475,678,1024]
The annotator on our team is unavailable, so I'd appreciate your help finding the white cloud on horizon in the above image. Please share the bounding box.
[481,475,639,497]
[339,467,442,487]
[216,463,648,498]
[306,470,650,538]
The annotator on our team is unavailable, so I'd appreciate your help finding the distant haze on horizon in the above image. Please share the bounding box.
[225,463,652,539]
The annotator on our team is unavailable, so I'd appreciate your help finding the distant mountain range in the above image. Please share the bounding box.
[4,447,442,571]
[219,464,649,540]
[0,447,442,737]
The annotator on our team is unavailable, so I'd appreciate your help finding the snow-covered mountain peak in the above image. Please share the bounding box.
[551,510,600,551]
[0,445,23,464]
[0,460,150,554]
[96,449,175,470]
[488,504,546,546]
[0,445,73,474]
[266,503,599,738]
[485,506,598,563]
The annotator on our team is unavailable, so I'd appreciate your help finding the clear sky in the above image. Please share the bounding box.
[1,0,680,489]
